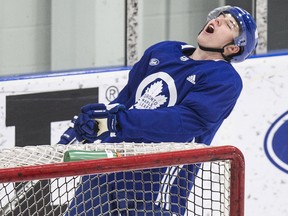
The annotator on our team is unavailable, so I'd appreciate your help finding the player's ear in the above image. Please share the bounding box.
[225,45,240,55]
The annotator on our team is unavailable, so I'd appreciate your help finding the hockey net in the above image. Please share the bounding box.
[0,142,244,216]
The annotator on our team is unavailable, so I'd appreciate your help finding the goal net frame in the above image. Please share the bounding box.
[0,143,244,216]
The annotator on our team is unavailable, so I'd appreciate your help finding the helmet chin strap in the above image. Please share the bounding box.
[198,42,235,61]
[198,44,224,53]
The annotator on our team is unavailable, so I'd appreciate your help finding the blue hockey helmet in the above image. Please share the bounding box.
[206,5,258,63]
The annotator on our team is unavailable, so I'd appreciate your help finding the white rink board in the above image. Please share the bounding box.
[0,53,288,215]
[0,68,129,149]
[212,54,288,216]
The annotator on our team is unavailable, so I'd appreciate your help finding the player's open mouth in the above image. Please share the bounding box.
[205,24,214,33]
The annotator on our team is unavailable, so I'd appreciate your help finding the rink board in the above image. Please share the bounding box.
[1,53,288,216]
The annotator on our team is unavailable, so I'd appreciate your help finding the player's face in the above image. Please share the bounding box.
[198,12,240,49]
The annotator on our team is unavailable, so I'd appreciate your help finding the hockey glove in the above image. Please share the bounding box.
[74,103,125,143]
[58,116,78,145]
[74,113,100,143]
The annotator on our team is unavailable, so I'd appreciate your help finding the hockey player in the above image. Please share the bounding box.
[60,5,258,215]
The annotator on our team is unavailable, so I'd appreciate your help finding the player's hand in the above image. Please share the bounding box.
[74,103,125,143]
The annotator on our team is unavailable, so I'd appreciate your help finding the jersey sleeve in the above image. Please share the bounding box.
[116,105,200,142]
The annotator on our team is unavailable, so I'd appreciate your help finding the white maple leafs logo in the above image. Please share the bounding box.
[134,80,167,109]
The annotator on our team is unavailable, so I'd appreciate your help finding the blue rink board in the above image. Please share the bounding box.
[0,66,132,82]
[1,50,288,82]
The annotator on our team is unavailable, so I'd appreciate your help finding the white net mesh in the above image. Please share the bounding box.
[0,142,207,169]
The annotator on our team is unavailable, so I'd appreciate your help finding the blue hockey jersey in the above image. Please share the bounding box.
[105,41,242,145]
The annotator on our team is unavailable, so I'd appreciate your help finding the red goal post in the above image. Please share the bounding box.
[0,142,244,216]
